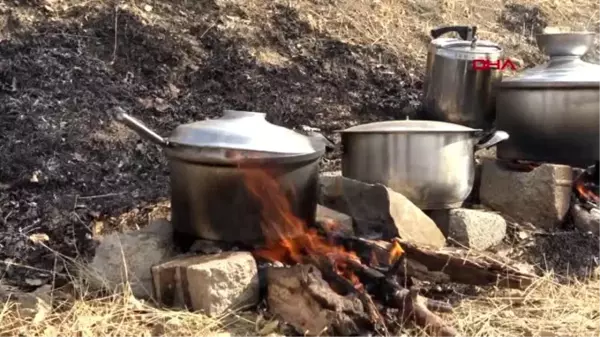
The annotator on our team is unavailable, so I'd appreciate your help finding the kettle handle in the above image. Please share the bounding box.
[431,26,477,40]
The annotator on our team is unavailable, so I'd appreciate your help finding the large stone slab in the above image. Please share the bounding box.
[151,251,259,316]
[318,173,446,248]
[480,158,572,230]
[82,219,178,299]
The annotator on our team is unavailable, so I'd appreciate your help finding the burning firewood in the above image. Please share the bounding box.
[265,264,379,336]
[240,166,461,335]
[332,233,536,289]
[389,238,536,289]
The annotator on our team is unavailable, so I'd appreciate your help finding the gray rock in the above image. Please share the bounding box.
[82,218,178,299]
[315,204,354,235]
[480,158,572,230]
[446,208,507,250]
[151,252,259,316]
[319,173,446,248]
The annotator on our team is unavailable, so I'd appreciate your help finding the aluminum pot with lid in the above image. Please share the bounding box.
[116,110,327,245]
[423,25,504,130]
[496,32,600,167]
[339,119,509,210]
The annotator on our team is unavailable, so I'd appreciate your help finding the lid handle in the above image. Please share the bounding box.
[431,25,477,41]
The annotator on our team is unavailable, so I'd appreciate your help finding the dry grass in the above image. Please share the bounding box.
[1,0,599,336]
[450,275,600,336]
[288,0,600,73]
[1,270,598,336]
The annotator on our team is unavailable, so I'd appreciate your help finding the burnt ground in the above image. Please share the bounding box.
[0,1,421,285]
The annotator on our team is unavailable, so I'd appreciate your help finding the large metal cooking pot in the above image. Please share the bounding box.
[339,120,509,209]
[422,25,504,130]
[496,32,600,167]
[116,110,326,245]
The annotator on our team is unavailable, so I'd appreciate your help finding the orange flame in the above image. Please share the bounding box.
[388,240,404,265]
[229,149,404,290]
[238,164,364,288]
[575,180,599,204]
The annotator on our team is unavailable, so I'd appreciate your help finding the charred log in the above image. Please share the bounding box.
[304,255,388,334]
[331,233,535,289]
[303,251,457,337]
[265,264,377,336]
[392,239,536,289]
[342,257,457,337]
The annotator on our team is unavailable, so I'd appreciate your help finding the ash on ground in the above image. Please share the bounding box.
[514,229,599,281]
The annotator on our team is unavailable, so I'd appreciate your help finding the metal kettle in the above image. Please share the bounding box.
[422,25,504,130]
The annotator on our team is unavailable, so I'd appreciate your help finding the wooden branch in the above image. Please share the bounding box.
[265,264,376,336]
[303,255,388,335]
[390,287,458,337]
[341,257,457,337]
[391,238,536,289]
[335,234,535,289]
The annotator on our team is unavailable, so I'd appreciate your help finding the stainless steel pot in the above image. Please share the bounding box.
[116,110,326,245]
[422,25,504,130]
[339,120,509,209]
[496,32,600,167]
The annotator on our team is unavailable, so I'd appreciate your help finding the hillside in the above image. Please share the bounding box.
[0,0,598,291]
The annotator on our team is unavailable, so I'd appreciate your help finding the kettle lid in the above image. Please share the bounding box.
[169,110,325,157]
[434,39,503,60]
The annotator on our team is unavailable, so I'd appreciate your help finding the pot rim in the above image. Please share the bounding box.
[164,145,325,166]
[336,120,483,134]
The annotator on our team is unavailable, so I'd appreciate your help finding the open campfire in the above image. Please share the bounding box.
[151,163,537,336]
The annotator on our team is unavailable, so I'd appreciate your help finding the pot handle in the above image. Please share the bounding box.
[431,25,477,41]
[115,111,170,147]
[307,131,336,152]
[475,130,509,150]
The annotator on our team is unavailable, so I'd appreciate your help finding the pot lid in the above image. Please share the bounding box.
[434,39,503,60]
[168,110,325,156]
[339,120,481,133]
[499,32,600,88]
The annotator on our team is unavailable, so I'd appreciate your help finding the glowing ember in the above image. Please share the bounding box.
[575,180,599,204]
[574,163,599,205]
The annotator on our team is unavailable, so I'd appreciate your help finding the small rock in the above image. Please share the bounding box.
[2,284,53,325]
[82,218,177,299]
[319,173,446,248]
[151,251,259,316]
[480,158,572,230]
[315,204,354,235]
[28,233,50,244]
[24,278,44,286]
[445,208,507,250]
[143,4,153,11]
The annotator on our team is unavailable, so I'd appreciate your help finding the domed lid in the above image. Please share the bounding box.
[169,110,325,158]
[339,119,480,133]
[499,32,600,88]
